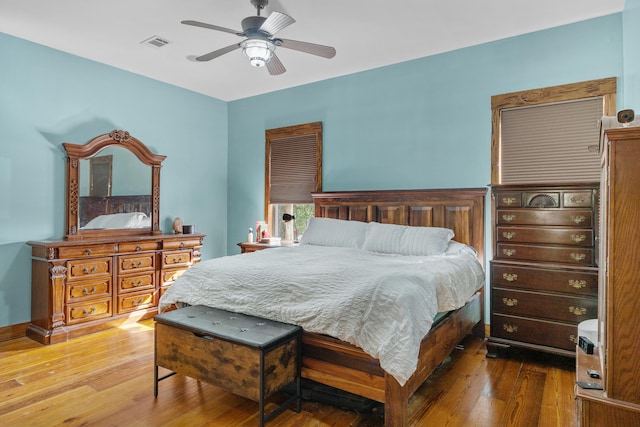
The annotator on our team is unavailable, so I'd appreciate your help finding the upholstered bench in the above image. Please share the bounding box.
[154,305,302,426]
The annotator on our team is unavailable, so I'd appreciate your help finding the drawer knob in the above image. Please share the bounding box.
[569,335,578,344]
[82,286,97,295]
[82,307,97,315]
[502,231,516,240]
[503,273,518,282]
[571,215,586,224]
[179,242,185,249]
[569,306,587,316]
[173,257,183,263]
[502,298,518,307]
[571,234,586,243]
[135,245,142,252]
[502,197,517,205]
[131,261,143,268]
[503,324,518,333]
[502,249,516,257]
[84,249,92,255]
[569,279,587,289]
[82,266,98,274]
[570,253,586,262]
[502,214,516,223]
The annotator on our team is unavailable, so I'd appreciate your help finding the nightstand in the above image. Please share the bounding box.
[237,242,298,253]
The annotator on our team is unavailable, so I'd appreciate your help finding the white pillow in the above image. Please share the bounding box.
[362,222,454,256]
[82,212,149,229]
[299,217,368,248]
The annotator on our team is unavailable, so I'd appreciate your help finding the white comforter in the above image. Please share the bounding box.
[159,244,484,385]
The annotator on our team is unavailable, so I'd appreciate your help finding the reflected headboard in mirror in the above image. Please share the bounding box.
[63,130,166,240]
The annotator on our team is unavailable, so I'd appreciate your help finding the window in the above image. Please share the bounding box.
[491,78,616,184]
[265,122,322,241]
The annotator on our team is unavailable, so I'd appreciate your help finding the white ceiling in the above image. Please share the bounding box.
[0,0,625,101]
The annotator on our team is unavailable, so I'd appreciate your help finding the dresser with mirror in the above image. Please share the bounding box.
[27,130,205,344]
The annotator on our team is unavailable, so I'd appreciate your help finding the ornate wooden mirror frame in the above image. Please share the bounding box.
[63,130,166,240]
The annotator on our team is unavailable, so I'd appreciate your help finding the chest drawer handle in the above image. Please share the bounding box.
[569,279,587,289]
[571,215,586,224]
[570,253,586,262]
[173,257,183,263]
[571,234,586,243]
[569,335,578,344]
[570,196,585,204]
[131,298,144,306]
[502,214,516,223]
[502,231,516,240]
[135,245,142,252]
[82,286,97,295]
[503,324,518,333]
[502,249,516,257]
[503,273,518,282]
[82,307,97,315]
[84,249,92,256]
[131,261,143,268]
[130,279,143,287]
[502,197,517,205]
[502,298,518,307]
[82,266,98,274]
[569,306,587,316]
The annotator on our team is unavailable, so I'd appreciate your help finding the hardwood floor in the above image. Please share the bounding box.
[0,320,577,426]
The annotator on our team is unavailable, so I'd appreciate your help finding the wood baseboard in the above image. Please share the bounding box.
[0,322,29,342]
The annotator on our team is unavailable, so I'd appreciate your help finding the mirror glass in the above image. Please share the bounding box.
[78,146,152,229]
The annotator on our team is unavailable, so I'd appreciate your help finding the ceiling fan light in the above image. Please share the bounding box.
[242,39,274,67]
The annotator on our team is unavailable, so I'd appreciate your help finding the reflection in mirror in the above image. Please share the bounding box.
[79,146,152,229]
[89,155,112,197]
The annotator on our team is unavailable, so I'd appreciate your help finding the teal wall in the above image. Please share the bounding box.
[623,0,640,109]
[0,33,228,327]
[0,11,632,329]
[227,14,623,255]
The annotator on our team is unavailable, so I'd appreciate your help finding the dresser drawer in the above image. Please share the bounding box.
[118,241,160,253]
[496,192,523,207]
[491,314,578,352]
[492,288,597,323]
[118,272,155,293]
[117,291,155,314]
[161,268,187,286]
[491,263,598,296]
[496,209,593,227]
[164,238,202,250]
[67,257,112,280]
[563,191,594,207]
[496,226,594,246]
[67,278,111,303]
[58,244,116,259]
[162,250,192,268]
[66,299,112,325]
[496,243,594,265]
[118,254,155,273]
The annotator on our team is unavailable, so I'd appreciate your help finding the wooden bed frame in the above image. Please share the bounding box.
[79,195,151,227]
[302,188,487,426]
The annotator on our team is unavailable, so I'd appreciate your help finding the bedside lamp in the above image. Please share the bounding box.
[282,213,297,242]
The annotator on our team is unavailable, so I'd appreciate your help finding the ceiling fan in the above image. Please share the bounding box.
[182,0,336,75]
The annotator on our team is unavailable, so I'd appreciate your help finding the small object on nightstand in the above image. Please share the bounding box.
[173,217,183,234]
[248,228,254,243]
[579,336,595,354]
[182,224,195,234]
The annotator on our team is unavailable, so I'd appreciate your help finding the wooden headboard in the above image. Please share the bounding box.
[312,188,487,264]
[79,195,152,227]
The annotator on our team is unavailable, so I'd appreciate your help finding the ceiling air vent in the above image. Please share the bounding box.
[141,36,171,48]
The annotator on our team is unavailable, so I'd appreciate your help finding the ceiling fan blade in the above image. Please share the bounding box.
[259,11,295,36]
[181,20,243,36]
[266,53,286,75]
[195,43,242,61]
[277,39,336,58]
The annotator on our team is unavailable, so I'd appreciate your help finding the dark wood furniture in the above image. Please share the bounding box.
[575,127,640,425]
[155,305,302,427]
[303,188,486,427]
[26,130,205,344]
[237,242,296,253]
[486,183,599,357]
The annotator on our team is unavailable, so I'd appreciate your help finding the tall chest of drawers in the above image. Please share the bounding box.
[27,233,204,344]
[487,184,598,357]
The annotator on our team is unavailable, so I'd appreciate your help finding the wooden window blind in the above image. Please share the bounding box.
[266,122,322,206]
[500,98,603,184]
[491,77,617,185]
